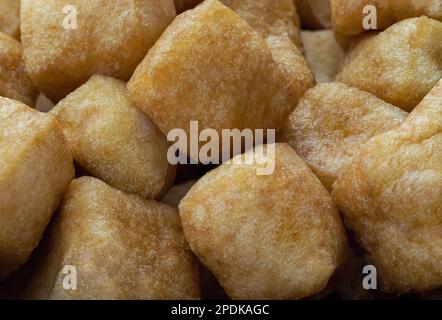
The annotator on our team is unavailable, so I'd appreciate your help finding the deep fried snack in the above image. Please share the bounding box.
[0,32,37,106]
[301,30,345,83]
[21,0,176,102]
[179,143,350,299]
[280,83,407,190]
[336,17,442,112]
[51,75,175,200]
[221,0,302,48]
[174,0,203,13]
[162,180,197,207]
[332,0,442,44]
[295,0,332,29]
[128,0,313,159]
[332,79,442,294]
[21,177,200,300]
[0,0,20,39]
[0,98,74,279]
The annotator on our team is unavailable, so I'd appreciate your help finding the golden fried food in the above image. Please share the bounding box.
[295,0,331,29]
[0,0,20,39]
[162,180,197,207]
[51,75,175,200]
[0,32,37,106]
[221,0,302,48]
[332,0,442,44]
[21,177,200,300]
[179,143,350,299]
[0,98,74,279]
[174,0,203,13]
[301,30,345,83]
[332,79,442,294]
[21,0,176,102]
[280,83,407,190]
[336,17,442,112]
[128,0,313,159]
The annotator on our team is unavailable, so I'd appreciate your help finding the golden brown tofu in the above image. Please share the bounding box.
[332,0,442,44]
[332,79,442,294]
[128,0,313,159]
[336,17,442,112]
[0,32,37,106]
[221,0,302,48]
[179,143,350,299]
[295,0,332,29]
[0,0,20,39]
[51,75,175,200]
[280,83,407,190]
[0,98,74,279]
[21,177,200,300]
[301,30,345,83]
[20,0,176,102]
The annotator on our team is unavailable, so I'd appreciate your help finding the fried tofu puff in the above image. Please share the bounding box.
[21,177,200,300]
[0,32,37,106]
[0,0,20,39]
[280,83,408,190]
[331,0,442,45]
[221,0,302,48]
[128,0,314,159]
[295,0,332,29]
[20,0,176,102]
[51,75,175,200]
[0,98,74,279]
[179,143,350,300]
[301,30,345,83]
[336,17,442,112]
[332,79,442,294]
[174,0,203,13]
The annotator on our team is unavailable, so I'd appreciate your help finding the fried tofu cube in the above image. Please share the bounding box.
[21,177,200,300]
[0,32,37,106]
[336,17,442,112]
[332,79,442,294]
[20,0,176,102]
[51,75,175,200]
[280,83,407,189]
[179,143,350,299]
[0,98,74,278]
[128,0,313,159]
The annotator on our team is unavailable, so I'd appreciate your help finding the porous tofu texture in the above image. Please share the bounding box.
[20,0,176,101]
[336,17,442,112]
[21,177,200,300]
[280,83,407,190]
[179,143,350,300]
[51,75,175,200]
[332,79,442,294]
[0,98,74,278]
[0,0,20,39]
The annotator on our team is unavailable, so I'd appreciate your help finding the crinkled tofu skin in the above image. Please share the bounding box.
[332,0,442,43]
[332,79,442,294]
[0,98,74,279]
[0,32,37,106]
[295,0,332,29]
[179,143,350,300]
[21,0,176,102]
[281,83,407,190]
[301,30,345,83]
[336,17,442,112]
[128,0,313,159]
[22,177,200,300]
[0,0,20,39]
[51,75,175,200]
[221,0,302,48]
